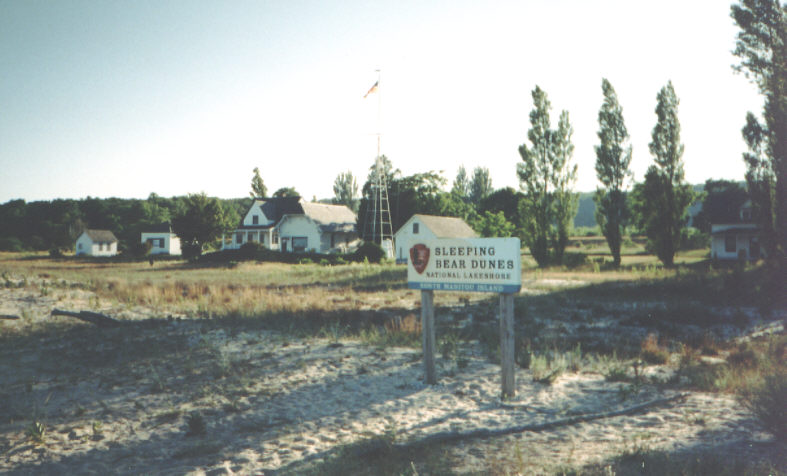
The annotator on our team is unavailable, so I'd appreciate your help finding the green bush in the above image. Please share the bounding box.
[0,237,24,252]
[353,241,385,263]
[680,227,709,250]
[742,372,787,440]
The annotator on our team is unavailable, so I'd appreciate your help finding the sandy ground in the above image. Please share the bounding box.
[0,281,784,475]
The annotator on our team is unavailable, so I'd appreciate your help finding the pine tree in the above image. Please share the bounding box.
[594,78,633,267]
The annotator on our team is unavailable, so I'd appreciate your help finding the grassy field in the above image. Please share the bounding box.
[0,245,784,474]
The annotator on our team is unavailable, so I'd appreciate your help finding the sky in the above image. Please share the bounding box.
[0,0,763,204]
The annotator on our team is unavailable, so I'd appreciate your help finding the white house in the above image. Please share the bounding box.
[710,201,765,261]
[75,229,119,257]
[141,223,181,255]
[393,214,477,264]
[222,197,359,253]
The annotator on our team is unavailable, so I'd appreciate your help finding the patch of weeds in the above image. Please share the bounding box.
[679,362,730,391]
[639,333,670,365]
[438,330,459,361]
[740,371,787,441]
[27,420,46,445]
[153,409,181,426]
[185,411,207,437]
[515,337,531,369]
[604,361,630,383]
[531,353,563,385]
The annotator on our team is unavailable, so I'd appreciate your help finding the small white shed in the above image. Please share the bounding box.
[393,214,477,264]
[141,223,181,255]
[75,229,118,257]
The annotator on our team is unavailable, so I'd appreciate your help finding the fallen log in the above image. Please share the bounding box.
[0,314,20,320]
[51,309,120,327]
[401,392,691,448]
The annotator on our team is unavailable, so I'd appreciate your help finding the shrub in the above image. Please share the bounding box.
[0,237,24,252]
[239,241,265,260]
[640,333,670,365]
[680,227,709,250]
[48,247,64,258]
[354,241,385,263]
[741,372,787,440]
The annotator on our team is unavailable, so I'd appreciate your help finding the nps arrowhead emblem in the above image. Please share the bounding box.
[409,244,430,274]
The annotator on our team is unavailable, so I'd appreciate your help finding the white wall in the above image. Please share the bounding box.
[279,216,321,252]
[141,232,181,255]
[243,202,275,226]
[393,216,437,263]
[76,232,117,256]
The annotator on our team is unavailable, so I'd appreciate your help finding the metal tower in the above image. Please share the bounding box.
[364,154,393,256]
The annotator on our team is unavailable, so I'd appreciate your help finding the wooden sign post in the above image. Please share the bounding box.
[408,238,521,398]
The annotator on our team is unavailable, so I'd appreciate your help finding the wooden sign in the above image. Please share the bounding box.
[406,237,522,293]
[407,237,521,398]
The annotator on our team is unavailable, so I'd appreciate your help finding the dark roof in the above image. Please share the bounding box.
[238,197,303,229]
[711,225,760,235]
[142,222,173,233]
[84,229,118,243]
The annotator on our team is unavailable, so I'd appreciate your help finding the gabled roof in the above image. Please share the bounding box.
[142,222,173,233]
[397,214,477,238]
[238,197,303,229]
[237,197,356,232]
[83,229,118,243]
[300,201,356,232]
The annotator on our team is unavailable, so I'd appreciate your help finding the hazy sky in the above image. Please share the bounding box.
[0,0,762,203]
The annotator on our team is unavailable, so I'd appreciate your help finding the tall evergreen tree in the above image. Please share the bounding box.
[731,0,787,271]
[333,170,359,212]
[631,82,696,266]
[594,78,633,267]
[469,167,493,205]
[517,86,577,267]
[250,167,267,198]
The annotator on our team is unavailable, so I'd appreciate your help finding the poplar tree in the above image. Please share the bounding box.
[517,86,577,267]
[731,0,786,270]
[452,165,470,199]
[469,167,493,205]
[594,78,633,267]
[333,170,358,212]
[552,110,579,263]
[631,82,696,266]
[250,167,267,198]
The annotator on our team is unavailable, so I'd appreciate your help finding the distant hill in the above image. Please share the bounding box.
[573,184,706,229]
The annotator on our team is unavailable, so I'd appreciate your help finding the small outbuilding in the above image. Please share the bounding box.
[141,223,181,255]
[710,201,765,261]
[75,229,119,257]
[393,214,477,264]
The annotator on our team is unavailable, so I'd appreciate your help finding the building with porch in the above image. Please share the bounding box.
[222,197,359,254]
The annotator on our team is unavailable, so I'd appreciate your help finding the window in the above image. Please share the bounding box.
[413,222,419,234]
[330,233,335,248]
[248,232,256,242]
[292,237,308,252]
[158,238,165,248]
[725,234,736,253]
[236,232,243,244]
[272,231,279,244]
[252,215,259,225]
[78,243,82,250]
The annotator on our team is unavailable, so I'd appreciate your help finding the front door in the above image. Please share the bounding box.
[750,237,760,260]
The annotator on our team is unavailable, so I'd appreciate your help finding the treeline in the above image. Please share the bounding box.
[0,194,249,253]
